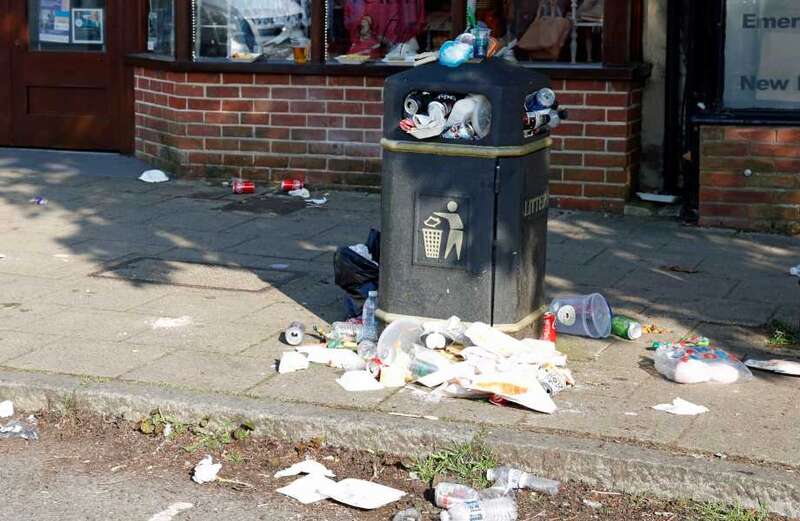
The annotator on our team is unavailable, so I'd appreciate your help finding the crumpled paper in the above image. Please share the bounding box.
[652,397,709,416]
[192,455,222,484]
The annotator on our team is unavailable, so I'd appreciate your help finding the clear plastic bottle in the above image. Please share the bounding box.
[434,482,480,508]
[440,496,518,521]
[361,291,379,341]
[331,321,363,340]
[357,340,378,359]
[486,467,560,496]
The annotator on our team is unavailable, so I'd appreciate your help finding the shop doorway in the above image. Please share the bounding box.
[0,0,137,152]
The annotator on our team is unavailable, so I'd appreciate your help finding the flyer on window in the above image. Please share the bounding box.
[72,8,104,44]
[39,0,70,43]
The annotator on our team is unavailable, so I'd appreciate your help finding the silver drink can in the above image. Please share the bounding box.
[284,321,305,346]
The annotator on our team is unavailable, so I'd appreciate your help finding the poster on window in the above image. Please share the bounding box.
[39,0,71,43]
[71,8,104,44]
[725,0,800,109]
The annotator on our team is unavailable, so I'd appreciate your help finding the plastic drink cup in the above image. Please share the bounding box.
[470,27,491,58]
[611,315,643,340]
[549,293,612,339]
[291,38,309,64]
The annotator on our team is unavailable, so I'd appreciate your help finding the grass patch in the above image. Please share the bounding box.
[766,320,800,347]
[411,432,498,488]
[693,502,769,521]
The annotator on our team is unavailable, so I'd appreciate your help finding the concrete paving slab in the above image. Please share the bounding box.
[612,268,739,300]
[249,364,397,409]
[123,350,274,393]
[727,276,800,305]
[0,330,61,363]
[38,277,173,313]
[124,321,278,355]
[27,308,154,342]
[5,339,169,378]
[555,335,613,362]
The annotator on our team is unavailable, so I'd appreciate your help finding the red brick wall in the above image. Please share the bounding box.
[700,126,800,233]
[134,68,642,212]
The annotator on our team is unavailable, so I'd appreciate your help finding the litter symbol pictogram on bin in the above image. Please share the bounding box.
[423,228,443,259]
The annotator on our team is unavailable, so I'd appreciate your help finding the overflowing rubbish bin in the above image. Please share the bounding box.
[377,59,554,332]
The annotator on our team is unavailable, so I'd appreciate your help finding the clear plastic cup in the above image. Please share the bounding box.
[549,293,612,339]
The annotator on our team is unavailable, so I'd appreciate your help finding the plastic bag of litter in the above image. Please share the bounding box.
[654,343,753,384]
[333,229,380,317]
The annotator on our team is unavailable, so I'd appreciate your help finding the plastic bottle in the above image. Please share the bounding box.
[440,496,518,521]
[486,467,560,496]
[434,482,480,508]
[357,340,377,359]
[331,321,363,340]
[361,291,378,341]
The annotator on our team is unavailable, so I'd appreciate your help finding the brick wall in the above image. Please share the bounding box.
[135,68,643,212]
[700,126,800,233]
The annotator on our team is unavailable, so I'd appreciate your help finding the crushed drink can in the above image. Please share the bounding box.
[284,321,305,346]
[280,179,304,192]
[231,178,255,194]
[540,312,557,342]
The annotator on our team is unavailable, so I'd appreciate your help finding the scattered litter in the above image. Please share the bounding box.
[652,398,709,416]
[790,264,799,277]
[284,321,306,346]
[274,459,335,478]
[624,412,639,416]
[270,263,290,270]
[744,358,800,376]
[714,452,728,460]
[661,265,699,274]
[306,197,327,207]
[441,496,517,521]
[192,455,221,484]
[276,473,337,504]
[308,347,366,371]
[334,229,381,317]
[487,466,560,495]
[643,323,668,335]
[151,316,193,329]
[53,254,71,262]
[281,179,304,192]
[163,424,173,438]
[611,315,643,340]
[30,196,48,205]
[468,370,557,414]
[231,178,255,194]
[139,170,170,183]
[288,188,311,199]
[278,352,309,374]
[0,253,5,259]
[320,478,405,510]
[336,370,385,392]
[392,507,421,521]
[147,502,194,521]
[549,293,612,339]
[653,338,752,384]
[583,499,603,509]
[0,400,13,418]
[387,412,439,421]
[0,420,39,440]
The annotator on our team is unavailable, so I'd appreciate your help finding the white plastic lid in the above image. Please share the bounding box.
[368,290,378,297]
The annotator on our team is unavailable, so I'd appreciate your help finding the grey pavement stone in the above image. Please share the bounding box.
[27,308,154,341]
[5,340,169,379]
[612,268,739,300]
[124,320,279,355]
[0,330,61,363]
[727,276,800,305]
[38,277,173,312]
[555,335,613,362]
[645,298,777,327]
[123,350,274,393]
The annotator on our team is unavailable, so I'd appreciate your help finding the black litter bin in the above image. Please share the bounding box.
[377,59,552,333]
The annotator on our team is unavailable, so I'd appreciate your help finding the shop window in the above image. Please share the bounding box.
[325,0,603,64]
[498,0,603,64]
[326,0,446,64]
[724,0,800,110]
[148,0,176,56]
[28,0,107,52]
[193,0,311,61]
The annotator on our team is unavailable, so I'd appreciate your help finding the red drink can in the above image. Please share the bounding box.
[541,312,557,342]
[281,179,304,192]
[232,179,255,194]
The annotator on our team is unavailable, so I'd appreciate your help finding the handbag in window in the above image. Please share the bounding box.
[517,0,572,60]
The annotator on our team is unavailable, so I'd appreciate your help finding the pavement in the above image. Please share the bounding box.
[1,148,799,516]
